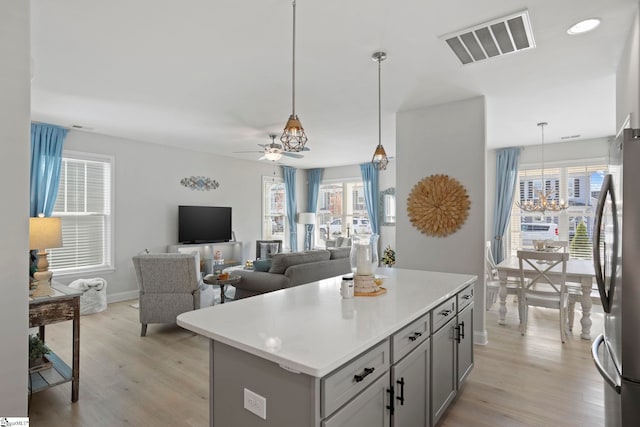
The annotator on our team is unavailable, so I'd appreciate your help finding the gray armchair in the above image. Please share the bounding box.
[132,252,215,336]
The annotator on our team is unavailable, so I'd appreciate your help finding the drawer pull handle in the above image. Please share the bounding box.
[408,332,423,342]
[439,309,452,317]
[354,367,375,383]
[460,321,465,339]
[396,378,405,405]
[462,294,472,300]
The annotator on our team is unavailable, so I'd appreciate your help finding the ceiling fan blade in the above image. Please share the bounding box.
[258,155,267,160]
[282,152,304,159]
[233,150,263,154]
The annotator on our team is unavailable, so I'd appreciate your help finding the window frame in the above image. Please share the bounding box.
[316,177,370,245]
[49,150,115,277]
[261,175,288,248]
[508,157,608,260]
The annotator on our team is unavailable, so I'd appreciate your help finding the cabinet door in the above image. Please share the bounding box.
[392,338,430,427]
[457,303,474,387]
[431,318,456,426]
[322,372,390,427]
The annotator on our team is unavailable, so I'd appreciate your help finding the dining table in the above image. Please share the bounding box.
[495,257,596,340]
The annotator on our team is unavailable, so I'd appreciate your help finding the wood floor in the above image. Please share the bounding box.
[28,298,605,427]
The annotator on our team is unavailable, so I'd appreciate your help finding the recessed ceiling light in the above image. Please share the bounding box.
[567,18,601,35]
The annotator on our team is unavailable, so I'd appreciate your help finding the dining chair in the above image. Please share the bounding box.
[517,250,570,343]
[542,240,582,330]
[485,241,520,312]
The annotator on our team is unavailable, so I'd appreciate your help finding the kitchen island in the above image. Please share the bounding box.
[178,268,476,427]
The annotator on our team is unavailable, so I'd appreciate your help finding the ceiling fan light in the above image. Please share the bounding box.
[265,151,283,161]
[281,114,308,152]
[372,145,389,170]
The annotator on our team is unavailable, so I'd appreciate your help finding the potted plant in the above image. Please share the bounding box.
[29,334,52,372]
[381,245,396,267]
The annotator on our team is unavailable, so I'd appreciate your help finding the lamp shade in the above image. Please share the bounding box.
[298,212,316,225]
[29,217,63,250]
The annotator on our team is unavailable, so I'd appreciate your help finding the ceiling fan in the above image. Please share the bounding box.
[234,134,306,161]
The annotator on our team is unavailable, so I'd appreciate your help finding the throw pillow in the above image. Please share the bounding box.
[253,259,272,272]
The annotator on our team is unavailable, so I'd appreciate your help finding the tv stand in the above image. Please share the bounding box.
[168,241,243,273]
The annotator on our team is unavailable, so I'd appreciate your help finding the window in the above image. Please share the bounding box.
[316,180,371,243]
[509,164,607,260]
[49,152,113,274]
[262,176,287,245]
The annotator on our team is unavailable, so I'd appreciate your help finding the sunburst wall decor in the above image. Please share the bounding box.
[407,174,470,237]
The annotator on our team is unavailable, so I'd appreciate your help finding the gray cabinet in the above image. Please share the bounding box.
[391,338,430,427]
[322,372,390,427]
[431,316,457,425]
[205,281,476,427]
[321,340,390,418]
[457,303,474,387]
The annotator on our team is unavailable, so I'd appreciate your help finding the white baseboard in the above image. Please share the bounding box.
[474,330,488,346]
[107,290,139,304]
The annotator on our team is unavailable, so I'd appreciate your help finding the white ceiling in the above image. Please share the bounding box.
[30,0,638,168]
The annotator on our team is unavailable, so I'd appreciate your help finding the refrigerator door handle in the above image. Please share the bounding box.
[592,174,618,313]
[592,334,621,394]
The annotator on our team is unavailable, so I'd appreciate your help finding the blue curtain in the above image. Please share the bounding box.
[492,147,521,263]
[30,123,67,217]
[360,163,379,235]
[283,166,298,252]
[305,168,323,250]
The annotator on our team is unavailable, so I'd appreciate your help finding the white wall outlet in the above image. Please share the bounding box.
[244,388,267,420]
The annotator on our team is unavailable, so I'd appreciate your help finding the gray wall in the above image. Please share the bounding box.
[0,1,30,415]
[396,97,487,343]
[617,5,640,131]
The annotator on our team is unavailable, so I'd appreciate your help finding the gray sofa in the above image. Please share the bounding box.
[233,248,351,299]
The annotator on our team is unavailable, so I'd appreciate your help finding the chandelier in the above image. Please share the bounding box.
[280,0,308,152]
[371,51,389,170]
[516,122,568,213]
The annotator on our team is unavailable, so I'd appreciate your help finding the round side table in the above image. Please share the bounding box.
[203,274,241,304]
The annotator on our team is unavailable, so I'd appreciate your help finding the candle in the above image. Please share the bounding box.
[356,243,372,276]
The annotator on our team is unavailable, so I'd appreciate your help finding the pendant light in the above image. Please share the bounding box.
[280,0,308,152]
[371,51,389,170]
[516,122,568,213]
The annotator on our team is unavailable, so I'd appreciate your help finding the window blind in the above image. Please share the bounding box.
[49,156,112,273]
[509,164,607,260]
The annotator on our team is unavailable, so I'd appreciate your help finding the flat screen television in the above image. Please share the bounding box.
[178,205,232,243]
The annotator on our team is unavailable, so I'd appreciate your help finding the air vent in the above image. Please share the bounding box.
[441,10,535,65]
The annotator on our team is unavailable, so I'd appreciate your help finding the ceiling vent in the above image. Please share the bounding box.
[441,10,535,65]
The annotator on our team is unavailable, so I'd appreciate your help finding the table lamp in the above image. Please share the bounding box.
[298,212,316,251]
[29,216,62,297]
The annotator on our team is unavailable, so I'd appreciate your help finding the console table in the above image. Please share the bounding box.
[29,283,82,402]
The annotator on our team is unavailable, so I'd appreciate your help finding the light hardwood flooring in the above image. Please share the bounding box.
[28,298,605,426]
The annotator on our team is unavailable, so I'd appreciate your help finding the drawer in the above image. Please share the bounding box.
[29,298,76,327]
[321,339,390,418]
[392,312,430,363]
[432,296,456,333]
[457,283,474,312]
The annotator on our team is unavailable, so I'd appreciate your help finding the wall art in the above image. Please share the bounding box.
[180,176,220,191]
[407,174,470,237]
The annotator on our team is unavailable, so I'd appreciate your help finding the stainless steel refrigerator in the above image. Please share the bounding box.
[592,127,640,427]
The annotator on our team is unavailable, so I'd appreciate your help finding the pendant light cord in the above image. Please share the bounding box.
[539,122,546,195]
[291,0,297,116]
[378,55,382,147]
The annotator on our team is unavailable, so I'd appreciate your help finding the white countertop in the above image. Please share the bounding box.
[177,268,476,377]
